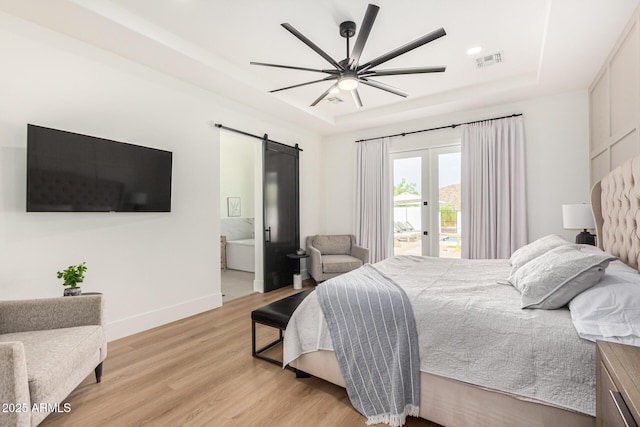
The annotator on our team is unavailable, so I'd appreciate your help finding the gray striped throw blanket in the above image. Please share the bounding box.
[316,264,420,427]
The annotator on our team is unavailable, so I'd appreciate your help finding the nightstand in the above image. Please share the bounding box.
[596,341,640,427]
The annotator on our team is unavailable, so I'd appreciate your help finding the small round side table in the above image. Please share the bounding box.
[286,253,310,289]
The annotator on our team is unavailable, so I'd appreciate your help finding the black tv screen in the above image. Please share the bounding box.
[27,124,172,212]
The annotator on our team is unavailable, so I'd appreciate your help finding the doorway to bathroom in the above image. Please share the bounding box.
[220,131,258,302]
[218,126,300,300]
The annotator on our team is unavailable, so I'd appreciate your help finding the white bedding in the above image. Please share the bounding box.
[569,262,640,345]
[284,255,597,416]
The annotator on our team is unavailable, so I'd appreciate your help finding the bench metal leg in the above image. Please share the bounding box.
[252,320,256,356]
[252,320,285,366]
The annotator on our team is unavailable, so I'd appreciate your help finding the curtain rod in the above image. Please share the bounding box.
[354,113,523,143]
[214,123,303,151]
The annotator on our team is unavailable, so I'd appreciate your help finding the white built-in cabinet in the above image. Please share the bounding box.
[589,6,640,186]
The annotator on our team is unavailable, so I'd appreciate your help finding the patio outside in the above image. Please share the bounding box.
[393,151,461,258]
[393,184,461,258]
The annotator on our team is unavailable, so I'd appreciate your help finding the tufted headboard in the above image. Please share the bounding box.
[590,155,640,270]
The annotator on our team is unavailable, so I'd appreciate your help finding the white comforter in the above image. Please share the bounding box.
[284,255,596,416]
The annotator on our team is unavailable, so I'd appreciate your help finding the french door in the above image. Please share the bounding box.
[391,146,461,257]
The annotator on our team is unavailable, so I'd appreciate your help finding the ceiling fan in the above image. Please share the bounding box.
[250,4,447,108]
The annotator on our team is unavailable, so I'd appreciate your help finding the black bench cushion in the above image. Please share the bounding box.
[251,289,314,329]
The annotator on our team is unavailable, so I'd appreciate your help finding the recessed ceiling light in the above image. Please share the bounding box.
[466,46,482,55]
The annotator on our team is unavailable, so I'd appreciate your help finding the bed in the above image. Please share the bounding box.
[283,155,640,427]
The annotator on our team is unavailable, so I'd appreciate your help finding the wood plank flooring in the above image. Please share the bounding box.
[42,284,439,427]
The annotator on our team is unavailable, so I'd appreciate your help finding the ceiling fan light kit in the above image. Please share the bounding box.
[338,76,359,91]
[251,4,447,108]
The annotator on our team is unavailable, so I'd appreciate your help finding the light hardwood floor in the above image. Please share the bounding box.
[42,283,439,427]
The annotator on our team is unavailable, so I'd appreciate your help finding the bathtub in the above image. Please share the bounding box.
[226,238,255,273]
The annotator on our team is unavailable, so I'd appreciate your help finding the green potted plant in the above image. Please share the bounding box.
[57,262,87,296]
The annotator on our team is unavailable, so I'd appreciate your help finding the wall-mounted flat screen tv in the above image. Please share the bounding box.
[27,124,172,212]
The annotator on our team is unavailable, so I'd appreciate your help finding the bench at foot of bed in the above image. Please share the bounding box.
[251,289,314,366]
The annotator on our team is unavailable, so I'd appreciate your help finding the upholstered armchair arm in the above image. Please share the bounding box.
[351,244,370,264]
[0,295,104,334]
[0,342,30,427]
[307,245,323,281]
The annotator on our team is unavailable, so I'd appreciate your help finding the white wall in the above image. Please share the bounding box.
[320,90,590,245]
[0,12,323,340]
[220,132,254,219]
[589,6,640,185]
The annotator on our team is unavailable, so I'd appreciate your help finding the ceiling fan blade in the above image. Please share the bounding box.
[359,27,446,72]
[310,83,338,107]
[348,4,379,69]
[250,62,338,74]
[359,78,408,98]
[362,66,446,77]
[269,76,337,93]
[351,89,363,108]
[281,23,344,71]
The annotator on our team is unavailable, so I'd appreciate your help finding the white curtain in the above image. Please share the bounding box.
[461,116,527,259]
[355,137,392,263]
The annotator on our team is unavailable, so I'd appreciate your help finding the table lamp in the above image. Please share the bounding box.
[562,204,596,245]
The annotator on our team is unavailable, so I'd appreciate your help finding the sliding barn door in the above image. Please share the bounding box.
[263,140,299,292]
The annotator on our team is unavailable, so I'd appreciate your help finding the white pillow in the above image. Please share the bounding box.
[509,234,573,272]
[569,262,640,345]
[509,245,616,309]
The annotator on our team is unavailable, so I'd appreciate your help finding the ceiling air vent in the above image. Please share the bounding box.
[326,97,344,104]
[476,51,503,68]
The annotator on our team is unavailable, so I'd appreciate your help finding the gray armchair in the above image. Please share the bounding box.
[0,295,106,426]
[307,234,369,282]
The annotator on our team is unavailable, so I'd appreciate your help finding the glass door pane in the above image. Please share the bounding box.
[392,156,423,256]
[436,150,461,258]
[392,145,461,258]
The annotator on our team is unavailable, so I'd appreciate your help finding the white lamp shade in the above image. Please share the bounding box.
[562,204,595,230]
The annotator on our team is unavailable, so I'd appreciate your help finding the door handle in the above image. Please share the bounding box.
[265,227,271,243]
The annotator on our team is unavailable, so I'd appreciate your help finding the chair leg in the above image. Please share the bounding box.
[94,362,103,383]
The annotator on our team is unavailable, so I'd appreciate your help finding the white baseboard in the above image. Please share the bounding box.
[106,293,222,341]
[254,278,264,293]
